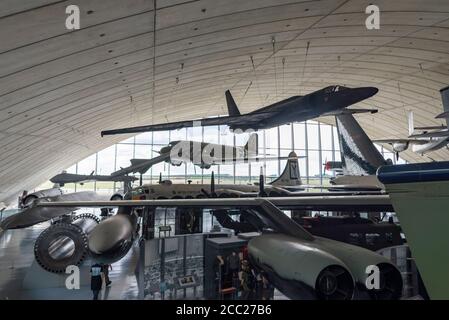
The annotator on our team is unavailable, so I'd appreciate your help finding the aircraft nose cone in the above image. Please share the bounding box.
[360,86,378,98]
[335,86,378,107]
[160,146,170,154]
[49,175,60,183]
[88,215,133,254]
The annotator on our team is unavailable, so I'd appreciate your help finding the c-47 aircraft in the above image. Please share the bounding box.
[111,133,293,176]
[101,86,378,136]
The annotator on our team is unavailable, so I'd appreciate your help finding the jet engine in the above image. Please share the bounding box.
[248,233,402,300]
[34,213,100,273]
[170,160,183,166]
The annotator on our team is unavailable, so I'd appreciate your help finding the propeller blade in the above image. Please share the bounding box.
[211,171,217,198]
[258,166,266,197]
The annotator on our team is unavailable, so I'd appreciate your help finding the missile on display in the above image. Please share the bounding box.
[248,233,402,300]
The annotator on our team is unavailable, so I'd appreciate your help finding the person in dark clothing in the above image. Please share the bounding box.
[227,251,240,277]
[240,260,255,300]
[102,264,112,286]
[90,263,103,300]
[261,274,274,300]
[213,255,225,298]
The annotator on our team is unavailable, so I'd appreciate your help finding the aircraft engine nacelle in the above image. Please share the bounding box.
[392,142,409,153]
[248,234,402,300]
[87,212,138,264]
[20,188,63,208]
[170,160,183,166]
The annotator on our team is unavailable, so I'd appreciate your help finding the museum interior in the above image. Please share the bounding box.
[1,0,449,301]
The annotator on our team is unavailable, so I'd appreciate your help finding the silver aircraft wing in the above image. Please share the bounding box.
[1,195,392,236]
[0,192,109,232]
[34,196,392,240]
[37,195,392,211]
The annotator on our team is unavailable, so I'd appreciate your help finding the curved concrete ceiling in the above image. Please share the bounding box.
[1,0,449,204]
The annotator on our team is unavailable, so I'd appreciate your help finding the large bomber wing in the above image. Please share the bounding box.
[34,196,391,239]
[37,195,392,212]
[1,196,392,237]
[101,111,276,136]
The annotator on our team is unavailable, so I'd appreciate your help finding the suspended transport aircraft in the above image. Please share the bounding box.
[111,133,294,176]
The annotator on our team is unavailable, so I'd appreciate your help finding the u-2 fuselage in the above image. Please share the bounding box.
[230,86,378,131]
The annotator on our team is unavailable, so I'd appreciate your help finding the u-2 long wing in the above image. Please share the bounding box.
[101,111,276,136]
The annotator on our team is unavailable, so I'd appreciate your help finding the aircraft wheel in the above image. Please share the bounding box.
[110,194,123,201]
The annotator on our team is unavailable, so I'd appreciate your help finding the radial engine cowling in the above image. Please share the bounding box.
[87,213,138,264]
[34,213,100,273]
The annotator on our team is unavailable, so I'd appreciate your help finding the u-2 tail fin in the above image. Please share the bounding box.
[270,151,302,186]
[225,90,241,116]
[336,113,388,175]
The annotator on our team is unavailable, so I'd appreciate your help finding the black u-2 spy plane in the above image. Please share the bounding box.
[101,85,378,136]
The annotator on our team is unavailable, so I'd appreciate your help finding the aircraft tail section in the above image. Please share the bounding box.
[440,86,449,127]
[225,90,241,116]
[407,110,415,136]
[270,151,302,186]
[244,133,258,157]
[336,113,387,176]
